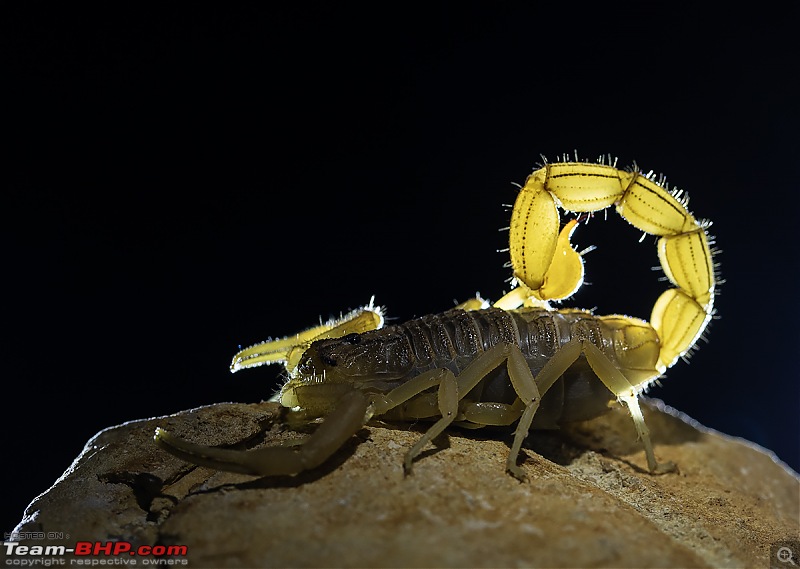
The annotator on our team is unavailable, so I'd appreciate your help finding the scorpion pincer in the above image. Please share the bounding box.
[155,157,718,481]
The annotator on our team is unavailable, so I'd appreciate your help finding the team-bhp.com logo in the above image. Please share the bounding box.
[4,540,188,566]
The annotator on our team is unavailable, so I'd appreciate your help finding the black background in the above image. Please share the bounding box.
[4,4,798,534]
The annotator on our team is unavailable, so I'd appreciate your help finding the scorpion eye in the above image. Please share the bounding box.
[342,333,361,345]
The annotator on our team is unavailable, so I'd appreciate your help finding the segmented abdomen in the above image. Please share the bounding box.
[396,307,611,377]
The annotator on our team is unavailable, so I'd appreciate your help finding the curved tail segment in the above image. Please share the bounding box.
[501,159,717,375]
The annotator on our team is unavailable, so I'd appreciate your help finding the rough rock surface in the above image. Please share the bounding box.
[8,398,800,568]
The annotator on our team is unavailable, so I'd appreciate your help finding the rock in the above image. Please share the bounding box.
[7,398,799,568]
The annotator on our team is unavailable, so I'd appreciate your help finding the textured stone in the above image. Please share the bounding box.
[8,398,800,568]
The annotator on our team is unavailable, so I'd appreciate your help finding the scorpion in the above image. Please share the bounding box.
[155,157,718,481]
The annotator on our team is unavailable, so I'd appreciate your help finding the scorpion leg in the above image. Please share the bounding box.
[375,343,591,480]
[448,341,592,480]
[503,345,543,480]
[462,398,526,425]
[373,344,540,476]
[581,341,676,473]
[154,390,369,477]
[369,368,459,474]
[401,373,459,474]
[500,337,674,474]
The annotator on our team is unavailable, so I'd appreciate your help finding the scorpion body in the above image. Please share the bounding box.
[156,157,718,480]
[293,307,651,429]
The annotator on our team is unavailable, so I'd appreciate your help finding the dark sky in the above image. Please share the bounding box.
[4,4,798,533]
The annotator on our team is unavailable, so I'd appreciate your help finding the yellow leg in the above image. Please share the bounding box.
[581,341,675,473]
[462,399,525,425]
[504,337,675,474]
[402,374,459,474]
[366,368,459,474]
[375,341,665,481]
[504,346,542,480]
[372,344,542,477]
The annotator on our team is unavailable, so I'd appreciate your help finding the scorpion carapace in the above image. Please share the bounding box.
[155,157,718,480]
